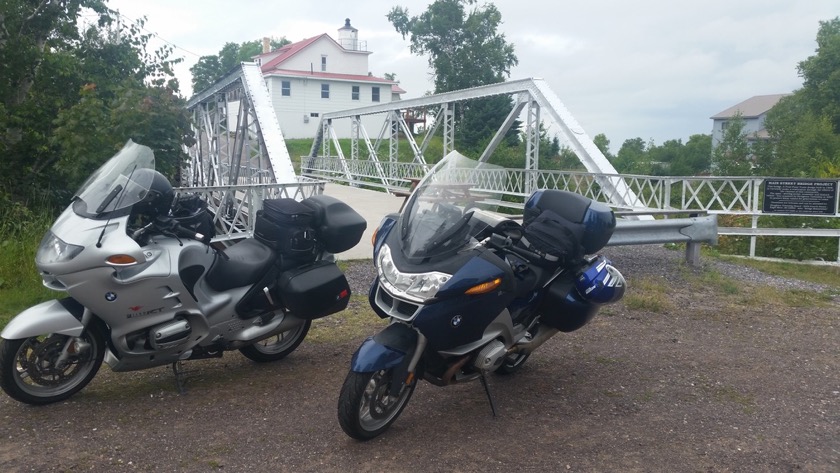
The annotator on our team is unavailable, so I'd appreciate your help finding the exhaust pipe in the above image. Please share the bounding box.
[510,325,559,355]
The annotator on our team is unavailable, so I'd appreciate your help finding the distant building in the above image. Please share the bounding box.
[710,94,789,148]
[253,19,403,139]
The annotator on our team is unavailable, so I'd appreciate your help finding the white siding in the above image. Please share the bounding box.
[266,76,392,139]
[280,37,369,75]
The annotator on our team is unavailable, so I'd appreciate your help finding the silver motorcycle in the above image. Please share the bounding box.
[0,140,366,405]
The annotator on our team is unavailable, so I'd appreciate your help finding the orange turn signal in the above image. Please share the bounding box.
[465,277,502,295]
[371,227,378,246]
[106,254,138,266]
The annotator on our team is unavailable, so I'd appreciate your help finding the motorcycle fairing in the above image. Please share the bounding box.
[350,322,418,372]
[1,298,85,339]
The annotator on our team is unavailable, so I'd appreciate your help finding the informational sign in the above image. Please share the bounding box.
[762,179,838,215]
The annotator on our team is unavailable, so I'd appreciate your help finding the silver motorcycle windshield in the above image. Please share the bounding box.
[73,140,156,217]
[399,151,506,259]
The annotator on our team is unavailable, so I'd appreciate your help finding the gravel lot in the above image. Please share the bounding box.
[1,244,838,472]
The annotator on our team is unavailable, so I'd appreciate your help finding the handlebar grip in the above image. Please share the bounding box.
[172,223,204,242]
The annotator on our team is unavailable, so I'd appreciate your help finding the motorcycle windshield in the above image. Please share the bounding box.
[399,151,506,259]
[73,140,156,217]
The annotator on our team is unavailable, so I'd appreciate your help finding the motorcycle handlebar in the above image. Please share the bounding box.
[486,232,544,262]
[171,222,206,243]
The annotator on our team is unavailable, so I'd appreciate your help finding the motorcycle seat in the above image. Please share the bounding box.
[205,239,275,292]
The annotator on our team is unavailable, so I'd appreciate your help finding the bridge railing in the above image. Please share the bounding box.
[304,157,840,261]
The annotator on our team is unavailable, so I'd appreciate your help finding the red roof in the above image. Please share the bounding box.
[258,35,326,73]
[263,68,394,85]
[257,33,399,90]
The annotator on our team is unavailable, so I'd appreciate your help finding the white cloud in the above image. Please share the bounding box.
[106,0,837,151]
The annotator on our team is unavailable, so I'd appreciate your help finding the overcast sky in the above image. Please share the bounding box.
[107,0,837,152]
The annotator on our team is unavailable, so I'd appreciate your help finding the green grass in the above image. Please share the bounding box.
[622,277,673,313]
[0,210,58,328]
[718,254,840,291]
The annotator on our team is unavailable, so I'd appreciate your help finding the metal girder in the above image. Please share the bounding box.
[306,78,645,212]
[185,62,296,187]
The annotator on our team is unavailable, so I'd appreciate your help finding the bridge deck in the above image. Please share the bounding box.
[322,183,403,260]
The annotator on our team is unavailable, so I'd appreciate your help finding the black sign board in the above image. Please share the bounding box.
[762,179,838,215]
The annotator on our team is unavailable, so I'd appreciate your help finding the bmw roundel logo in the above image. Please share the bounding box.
[105,292,117,302]
[451,315,462,327]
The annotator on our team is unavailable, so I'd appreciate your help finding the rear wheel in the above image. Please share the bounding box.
[0,325,105,405]
[337,368,417,440]
[239,320,311,362]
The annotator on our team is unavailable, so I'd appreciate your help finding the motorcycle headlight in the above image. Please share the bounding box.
[377,244,451,303]
[36,231,84,265]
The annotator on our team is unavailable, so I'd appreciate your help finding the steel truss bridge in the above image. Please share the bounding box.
[183,63,840,261]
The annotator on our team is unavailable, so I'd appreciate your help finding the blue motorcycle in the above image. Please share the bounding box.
[337,152,626,440]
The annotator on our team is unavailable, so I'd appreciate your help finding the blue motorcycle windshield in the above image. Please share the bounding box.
[400,151,506,258]
[73,140,156,217]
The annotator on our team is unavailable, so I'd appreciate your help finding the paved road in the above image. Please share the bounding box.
[322,183,404,260]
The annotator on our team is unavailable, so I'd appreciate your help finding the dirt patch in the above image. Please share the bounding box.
[0,245,838,472]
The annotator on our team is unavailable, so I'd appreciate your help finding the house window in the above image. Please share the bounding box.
[372,86,380,102]
[352,86,360,100]
[281,80,291,96]
[321,83,330,99]
[310,113,319,117]
[321,55,327,72]
[721,121,729,131]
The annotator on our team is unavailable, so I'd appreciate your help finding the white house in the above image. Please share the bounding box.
[710,94,789,148]
[254,19,404,139]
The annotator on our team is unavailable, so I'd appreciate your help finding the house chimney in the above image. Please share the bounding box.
[262,37,270,54]
[338,18,358,51]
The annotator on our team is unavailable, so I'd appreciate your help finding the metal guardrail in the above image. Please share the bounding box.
[609,215,719,266]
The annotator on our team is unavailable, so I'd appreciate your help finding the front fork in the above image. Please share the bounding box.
[350,322,426,396]
[390,331,427,396]
[55,307,95,368]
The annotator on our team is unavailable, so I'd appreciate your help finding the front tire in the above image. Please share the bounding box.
[337,368,417,440]
[0,325,105,405]
[239,320,311,362]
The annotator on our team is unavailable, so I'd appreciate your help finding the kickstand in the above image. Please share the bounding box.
[479,373,498,418]
[172,361,188,394]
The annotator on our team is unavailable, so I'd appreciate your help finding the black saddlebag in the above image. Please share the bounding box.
[302,195,367,253]
[522,189,615,267]
[254,198,316,256]
[277,260,351,319]
[538,272,599,333]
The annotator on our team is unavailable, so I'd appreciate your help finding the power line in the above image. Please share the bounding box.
[113,10,203,59]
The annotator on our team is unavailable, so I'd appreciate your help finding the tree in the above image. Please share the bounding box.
[756,97,840,177]
[797,17,840,133]
[593,133,613,161]
[613,137,648,174]
[0,2,191,207]
[387,0,519,154]
[190,38,290,93]
[670,134,712,176]
[712,114,752,176]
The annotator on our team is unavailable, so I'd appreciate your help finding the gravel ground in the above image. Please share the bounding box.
[0,244,838,472]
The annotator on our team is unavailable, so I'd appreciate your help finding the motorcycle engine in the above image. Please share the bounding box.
[150,318,192,350]
[473,340,508,372]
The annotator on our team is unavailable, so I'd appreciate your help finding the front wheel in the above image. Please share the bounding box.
[239,320,311,362]
[0,325,106,405]
[337,368,417,440]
